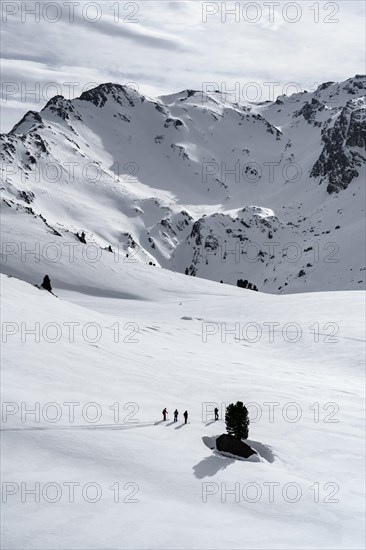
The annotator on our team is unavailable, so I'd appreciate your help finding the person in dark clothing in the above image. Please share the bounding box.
[162,408,168,421]
[174,409,179,422]
[214,407,219,421]
[183,410,188,424]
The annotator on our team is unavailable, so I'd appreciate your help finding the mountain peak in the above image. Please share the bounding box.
[10,110,43,134]
[41,95,82,122]
[78,82,143,108]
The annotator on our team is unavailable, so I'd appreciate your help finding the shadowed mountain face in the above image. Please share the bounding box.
[1,76,365,293]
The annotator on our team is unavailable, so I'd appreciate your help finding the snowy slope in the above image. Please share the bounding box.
[1,270,365,549]
[1,76,365,293]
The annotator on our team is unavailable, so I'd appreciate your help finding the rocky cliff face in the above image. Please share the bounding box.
[310,96,366,194]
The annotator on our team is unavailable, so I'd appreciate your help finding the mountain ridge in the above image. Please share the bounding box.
[1,75,365,293]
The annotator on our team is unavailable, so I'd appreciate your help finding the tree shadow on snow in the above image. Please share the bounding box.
[193,454,235,479]
[202,435,216,449]
[247,440,275,463]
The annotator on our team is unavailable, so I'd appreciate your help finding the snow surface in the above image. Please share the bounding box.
[1,269,365,549]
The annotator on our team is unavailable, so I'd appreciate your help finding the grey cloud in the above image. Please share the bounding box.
[73,12,189,52]
[1,51,59,65]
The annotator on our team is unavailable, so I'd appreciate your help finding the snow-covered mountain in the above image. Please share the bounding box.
[1,75,365,293]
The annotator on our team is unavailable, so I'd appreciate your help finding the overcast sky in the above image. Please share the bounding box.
[1,0,365,132]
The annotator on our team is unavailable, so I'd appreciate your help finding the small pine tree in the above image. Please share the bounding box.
[41,274,52,293]
[225,401,249,440]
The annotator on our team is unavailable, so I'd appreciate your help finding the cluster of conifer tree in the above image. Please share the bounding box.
[236,279,258,291]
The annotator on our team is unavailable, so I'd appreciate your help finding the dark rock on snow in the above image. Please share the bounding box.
[216,434,256,459]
